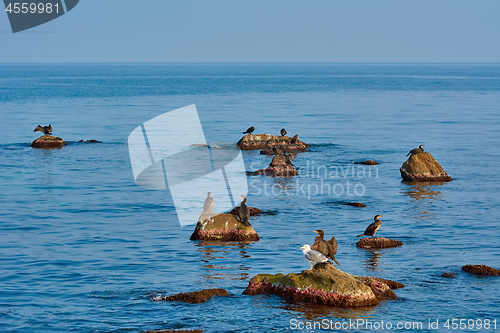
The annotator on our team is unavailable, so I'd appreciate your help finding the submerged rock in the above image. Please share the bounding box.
[31,135,67,149]
[237,134,309,151]
[461,265,500,276]
[356,237,403,249]
[354,160,379,165]
[346,202,366,208]
[228,206,261,216]
[243,264,402,307]
[78,139,102,143]
[151,288,228,304]
[442,272,457,278]
[255,154,298,177]
[190,213,259,241]
[400,152,452,182]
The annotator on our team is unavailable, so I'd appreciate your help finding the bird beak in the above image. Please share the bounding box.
[312,230,318,233]
[300,246,304,249]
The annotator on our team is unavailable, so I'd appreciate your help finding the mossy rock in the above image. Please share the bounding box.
[190,213,259,241]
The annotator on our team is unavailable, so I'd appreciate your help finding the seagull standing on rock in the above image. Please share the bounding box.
[300,244,329,270]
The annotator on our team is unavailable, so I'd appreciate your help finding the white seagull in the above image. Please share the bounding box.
[300,244,329,270]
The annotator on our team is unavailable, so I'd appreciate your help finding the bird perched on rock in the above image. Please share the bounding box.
[357,215,383,238]
[280,128,287,136]
[300,244,329,270]
[34,124,52,135]
[290,134,299,144]
[406,145,424,156]
[238,195,251,227]
[311,230,341,266]
[202,192,214,214]
[243,126,255,134]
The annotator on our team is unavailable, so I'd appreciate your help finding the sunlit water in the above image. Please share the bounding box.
[1,64,500,332]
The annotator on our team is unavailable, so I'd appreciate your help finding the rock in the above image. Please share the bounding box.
[228,206,261,216]
[243,264,401,307]
[354,160,379,165]
[370,277,405,289]
[255,154,298,177]
[461,265,500,276]
[190,213,259,241]
[31,135,67,149]
[237,134,309,151]
[151,288,228,304]
[144,329,202,333]
[356,237,403,249]
[78,139,102,143]
[400,152,452,182]
[346,202,366,207]
[442,272,457,278]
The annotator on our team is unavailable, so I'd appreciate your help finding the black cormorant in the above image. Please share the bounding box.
[280,128,287,136]
[406,145,424,156]
[238,195,251,227]
[357,215,383,238]
[311,230,341,266]
[243,126,255,134]
[34,124,52,135]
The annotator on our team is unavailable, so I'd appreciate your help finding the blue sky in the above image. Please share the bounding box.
[1,0,499,63]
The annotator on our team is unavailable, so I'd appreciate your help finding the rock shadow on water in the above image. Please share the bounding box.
[401,181,445,201]
[194,241,253,281]
[283,302,376,321]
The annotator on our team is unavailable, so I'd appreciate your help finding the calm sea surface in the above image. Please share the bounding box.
[1,64,500,332]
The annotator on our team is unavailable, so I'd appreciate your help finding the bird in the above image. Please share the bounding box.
[202,192,214,214]
[290,134,299,144]
[238,195,251,227]
[357,215,383,238]
[280,128,287,136]
[300,244,329,270]
[406,145,424,156]
[311,230,341,266]
[34,124,52,135]
[242,126,255,134]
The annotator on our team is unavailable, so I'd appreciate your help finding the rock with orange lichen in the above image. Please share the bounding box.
[400,152,452,182]
[243,264,402,307]
[151,288,228,304]
[237,134,309,151]
[190,213,259,241]
[32,135,67,149]
[356,237,403,249]
[461,265,500,276]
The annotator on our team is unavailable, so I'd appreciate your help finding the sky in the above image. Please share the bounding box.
[0,0,499,63]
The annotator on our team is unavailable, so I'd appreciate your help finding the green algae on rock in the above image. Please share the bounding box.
[400,152,452,182]
[31,135,67,149]
[243,264,402,307]
[190,213,259,241]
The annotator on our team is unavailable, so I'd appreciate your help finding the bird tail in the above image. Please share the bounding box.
[242,131,246,134]
[406,152,411,156]
[332,258,341,266]
[356,234,364,237]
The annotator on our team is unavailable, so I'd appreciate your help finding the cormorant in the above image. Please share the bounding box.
[280,128,287,136]
[300,244,329,270]
[311,230,341,266]
[357,215,383,238]
[238,195,251,227]
[202,192,214,214]
[243,126,255,134]
[34,124,52,135]
[406,145,424,156]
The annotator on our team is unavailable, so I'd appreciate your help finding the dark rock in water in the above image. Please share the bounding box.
[442,272,457,278]
[255,154,298,177]
[151,288,228,304]
[31,135,67,149]
[346,202,366,207]
[190,213,259,241]
[243,264,401,307]
[462,265,500,276]
[400,152,452,182]
[356,237,403,249]
[354,160,379,165]
[228,206,261,216]
[370,277,405,289]
[78,139,102,143]
[144,330,202,333]
[237,134,309,151]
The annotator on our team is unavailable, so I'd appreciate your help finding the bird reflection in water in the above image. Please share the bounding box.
[363,249,382,271]
[195,241,254,281]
